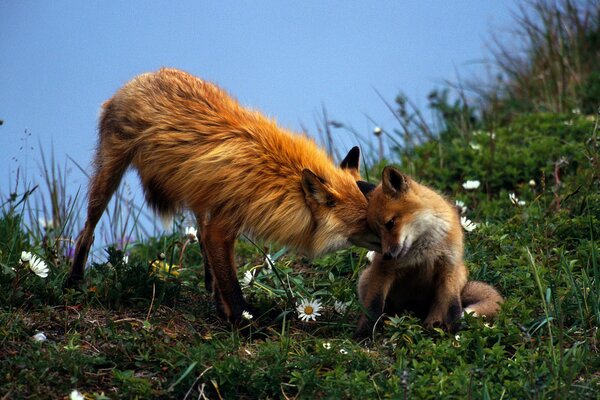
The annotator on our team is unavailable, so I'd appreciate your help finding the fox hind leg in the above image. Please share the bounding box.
[66,137,131,287]
[195,213,214,293]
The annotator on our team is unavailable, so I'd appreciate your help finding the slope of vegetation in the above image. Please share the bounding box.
[1,1,599,398]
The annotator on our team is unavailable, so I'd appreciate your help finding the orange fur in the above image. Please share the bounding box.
[355,166,503,338]
[67,68,379,323]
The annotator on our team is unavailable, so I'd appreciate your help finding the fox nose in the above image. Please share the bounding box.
[383,243,401,259]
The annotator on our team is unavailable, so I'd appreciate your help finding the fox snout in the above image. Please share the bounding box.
[383,234,413,259]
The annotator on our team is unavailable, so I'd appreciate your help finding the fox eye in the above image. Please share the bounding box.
[385,219,395,230]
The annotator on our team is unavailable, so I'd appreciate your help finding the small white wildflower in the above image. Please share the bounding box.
[264,253,274,267]
[296,298,322,322]
[29,255,49,278]
[460,216,477,232]
[572,108,581,115]
[241,270,255,287]
[366,251,376,263]
[455,334,461,341]
[463,306,479,317]
[373,126,382,136]
[529,179,536,187]
[322,342,332,349]
[509,193,526,206]
[20,251,32,263]
[469,142,481,151]
[184,226,198,242]
[462,180,480,190]
[333,300,349,314]
[39,217,54,230]
[242,310,253,320]
[70,390,85,400]
[122,255,129,264]
[32,332,47,342]
[455,200,467,214]
[339,348,348,355]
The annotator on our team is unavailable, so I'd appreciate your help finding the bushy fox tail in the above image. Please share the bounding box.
[461,281,504,319]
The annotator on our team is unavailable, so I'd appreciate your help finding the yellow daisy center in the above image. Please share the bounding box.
[304,306,314,314]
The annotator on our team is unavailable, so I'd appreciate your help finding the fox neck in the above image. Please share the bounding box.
[386,211,457,265]
[310,213,352,256]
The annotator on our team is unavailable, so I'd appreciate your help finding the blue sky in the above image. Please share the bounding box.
[0,1,513,238]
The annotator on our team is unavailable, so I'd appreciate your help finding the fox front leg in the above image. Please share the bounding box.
[201,218,252,324]
[354,262,393,340]
[424,263,466,330]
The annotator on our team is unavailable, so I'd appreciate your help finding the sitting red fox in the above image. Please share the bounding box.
[355,166,503,338]
[66,68,380,324]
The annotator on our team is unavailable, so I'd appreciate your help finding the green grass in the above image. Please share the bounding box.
[1,111,599,399]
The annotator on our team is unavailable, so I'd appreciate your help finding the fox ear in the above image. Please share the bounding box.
[301,169,336,208]
[382,166,408,198]
[357,180,376,199]
[340,146,361,180]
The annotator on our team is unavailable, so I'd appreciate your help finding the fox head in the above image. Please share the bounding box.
[367,166,458,260]
[300,146,381,254]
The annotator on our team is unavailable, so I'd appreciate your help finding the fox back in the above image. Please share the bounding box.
[98,68,372,255]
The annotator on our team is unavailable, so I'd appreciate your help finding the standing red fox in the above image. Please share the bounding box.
[355,166,503,338]
[66,68,379,323]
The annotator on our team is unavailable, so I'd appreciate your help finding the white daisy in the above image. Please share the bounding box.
[264,253,274,267]
[366,251,376,263]
[333,300,349,314]
[339,348,348,355]
[241,270,255,287]
[70,390,85,400]
[460,216,477,232]
[242,310,253,320]
[462,180,480,190]
[455,200,467,214]
[20,251,32,263]
[32,332,47,342]
[39,217,54,230]
[29,255,49,278]
[184,226,198,242]
[509,193,526,206]
[296,298,322,322]
[322,342,332,349]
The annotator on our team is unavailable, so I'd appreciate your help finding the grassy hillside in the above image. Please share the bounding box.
[2,1,599,397]
[1,111,598,399]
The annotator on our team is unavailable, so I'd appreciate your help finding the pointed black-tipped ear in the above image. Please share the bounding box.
[301,169,336,208]
[357,180,376,199]
[382,166,408,198]
[340,146,361,179]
